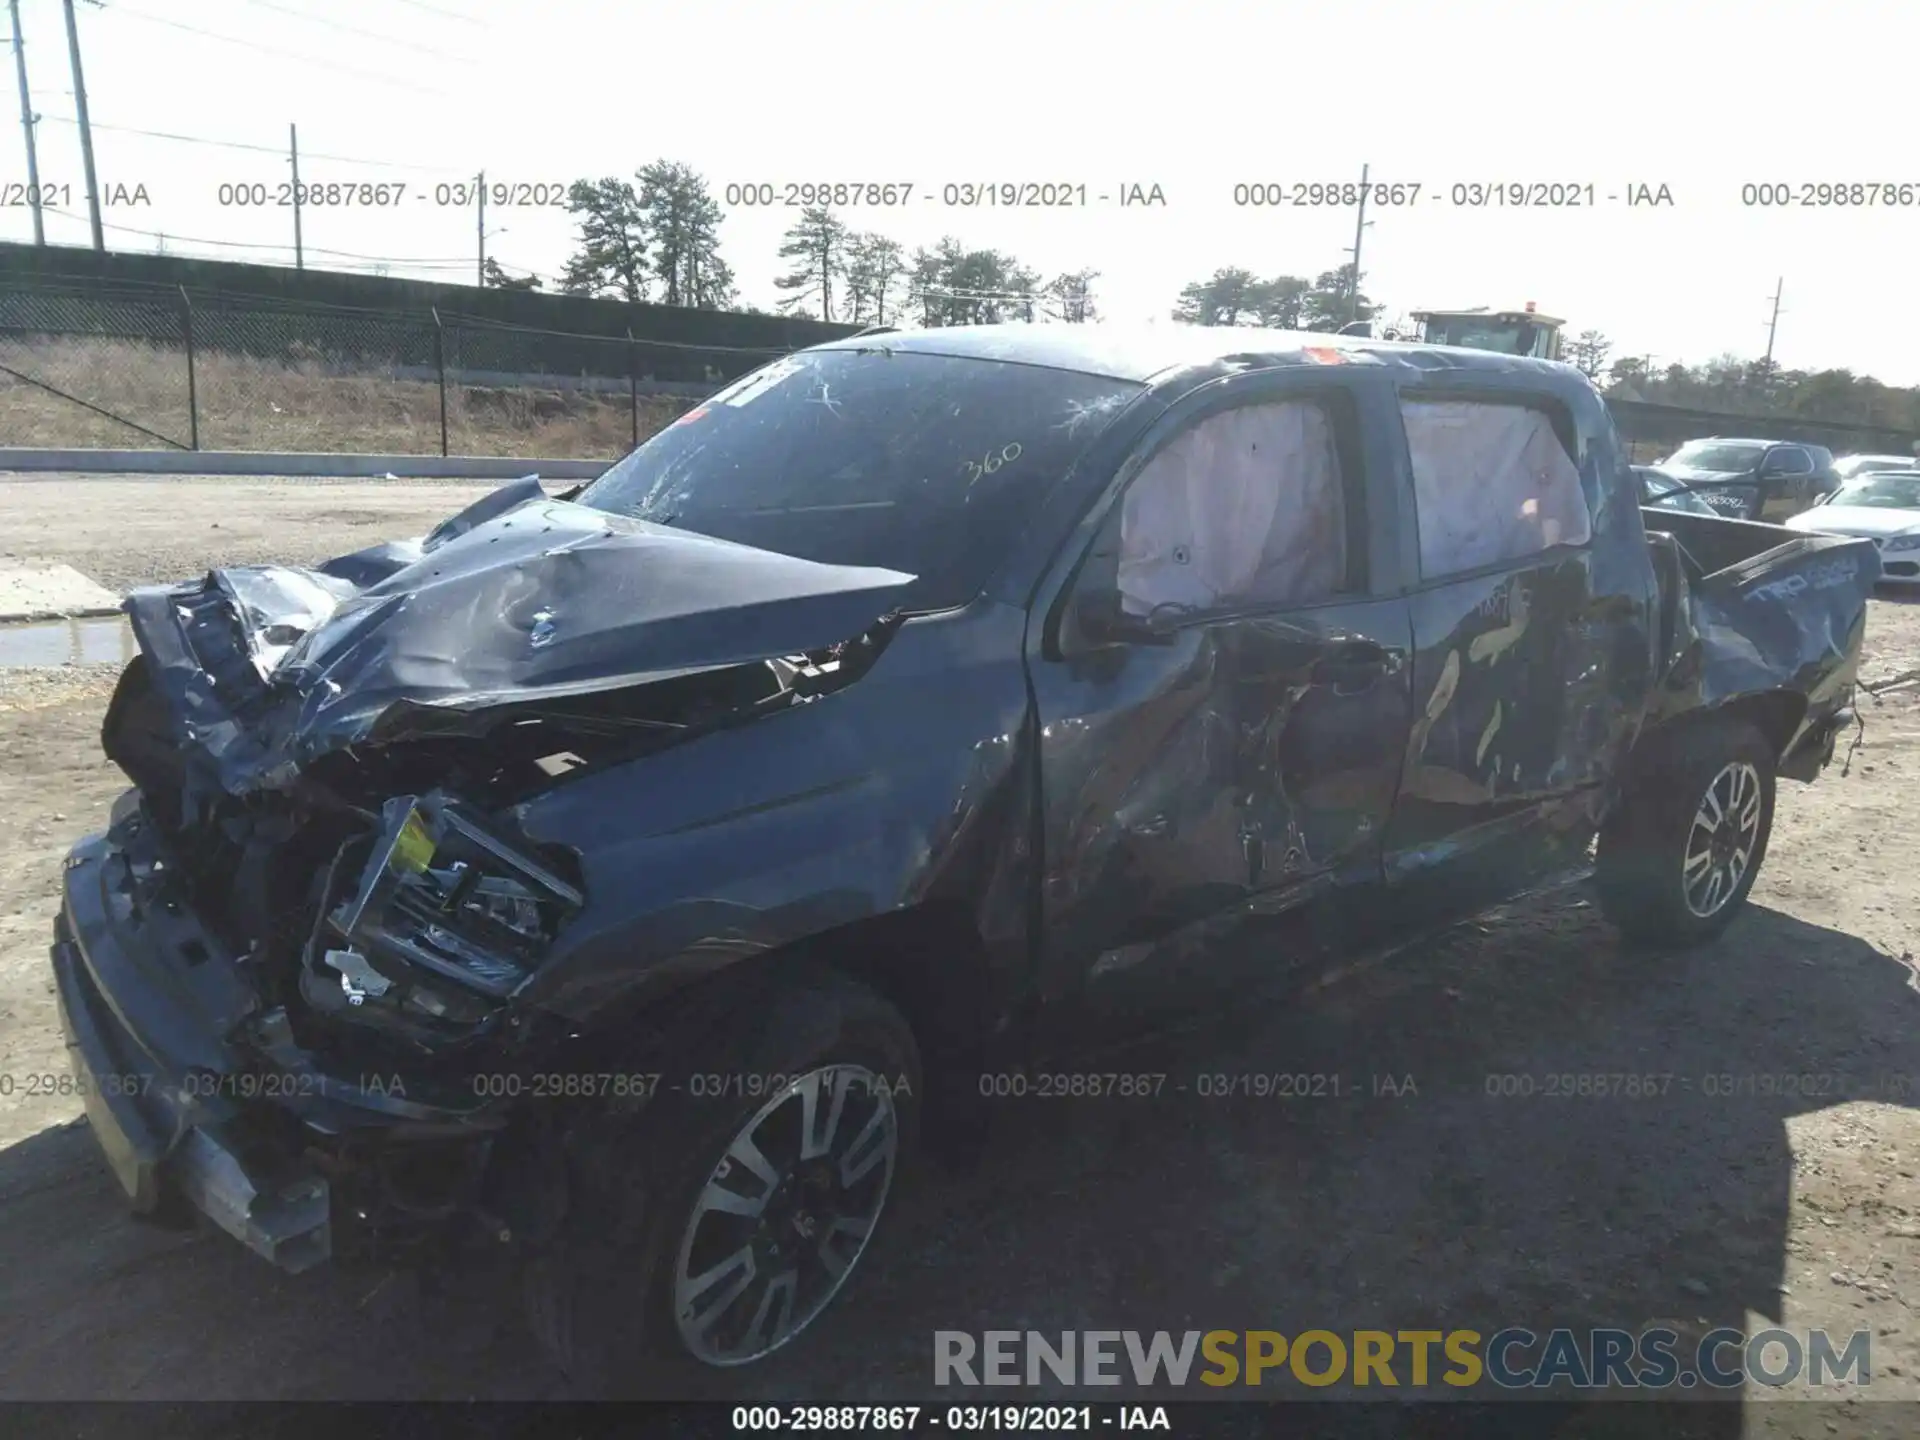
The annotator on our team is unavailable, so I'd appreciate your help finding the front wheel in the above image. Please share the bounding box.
[533,967,921,1394]
[1597,720,1776,948]
[669,1060,904,1367]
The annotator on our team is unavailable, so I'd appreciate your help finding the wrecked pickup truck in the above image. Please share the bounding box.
[53,325,1878,1385]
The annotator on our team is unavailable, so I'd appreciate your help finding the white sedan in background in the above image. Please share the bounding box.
[1785,471,1920,584]
[1831,453,1920,483]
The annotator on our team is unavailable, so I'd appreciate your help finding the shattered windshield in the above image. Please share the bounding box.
[578,348,1143,610]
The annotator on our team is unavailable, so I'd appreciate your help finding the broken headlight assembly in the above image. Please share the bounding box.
[302,791,583,1034]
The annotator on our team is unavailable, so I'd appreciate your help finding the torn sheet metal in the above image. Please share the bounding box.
[123,480,915,795]
[1641,512,1881,732]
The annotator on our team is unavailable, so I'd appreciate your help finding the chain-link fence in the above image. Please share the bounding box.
[0,280,792,459]
[21,281,1908,466]
[0,286,196,448]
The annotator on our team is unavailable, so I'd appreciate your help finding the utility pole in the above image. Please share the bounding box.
[1762,276,1784,374]
[1346,162,1370,324]
[9,0,43,245]
[60,0,101,251]
[288,122,303,269]
[476,169,485,284]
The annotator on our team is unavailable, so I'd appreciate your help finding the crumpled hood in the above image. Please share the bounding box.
[122,478,915,793]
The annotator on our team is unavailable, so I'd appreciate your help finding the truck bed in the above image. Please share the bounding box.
[1639,507,1880,756]
[1640,507,1834,583]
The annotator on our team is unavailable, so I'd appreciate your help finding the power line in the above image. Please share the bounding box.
[237,0,473,61]
[35,113,466,172]
[40,205,476,263]
[100,5,454,97]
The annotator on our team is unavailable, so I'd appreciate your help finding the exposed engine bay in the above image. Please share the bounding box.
[102,608,899,1063]
[99,478,912,1064]
[57,480,916,1269]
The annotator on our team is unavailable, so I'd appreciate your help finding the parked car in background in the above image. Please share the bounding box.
[1831,453,1920,485]
[1634,465,1720,517]
[1785,469,1920,584]
[1657,438,1838,521]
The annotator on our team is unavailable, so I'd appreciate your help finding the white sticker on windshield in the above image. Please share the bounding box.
[715,356,807,408]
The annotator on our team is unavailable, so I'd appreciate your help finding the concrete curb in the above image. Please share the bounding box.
[0,449,610,480]
[0,564,124,624]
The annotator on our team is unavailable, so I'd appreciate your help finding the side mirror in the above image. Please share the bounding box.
[1073,587,1174,646]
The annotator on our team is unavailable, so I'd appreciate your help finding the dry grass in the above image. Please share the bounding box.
[0,336,690,459]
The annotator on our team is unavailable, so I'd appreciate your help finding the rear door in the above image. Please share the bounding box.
[1027,367,1415,1050]
[1379,385,1638,910]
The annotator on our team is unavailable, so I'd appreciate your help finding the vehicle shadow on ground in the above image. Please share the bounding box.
[0,888,1915,1432]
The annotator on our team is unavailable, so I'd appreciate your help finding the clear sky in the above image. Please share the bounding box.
[6,0,1916,383]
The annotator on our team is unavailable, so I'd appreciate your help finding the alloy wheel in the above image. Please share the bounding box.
[670,1064,898,1366]
[1681,761,1762,919]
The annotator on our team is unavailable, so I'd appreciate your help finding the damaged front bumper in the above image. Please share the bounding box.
[52,804,506,1273]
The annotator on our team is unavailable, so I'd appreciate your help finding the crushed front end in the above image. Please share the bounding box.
[56,670,589,1269]
[52,793,530,1271]
[52,486,914,1273]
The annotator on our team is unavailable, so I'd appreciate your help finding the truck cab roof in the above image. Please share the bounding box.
[812,322,1583,390]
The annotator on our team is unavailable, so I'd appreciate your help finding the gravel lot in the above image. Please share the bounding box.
[1,475,1918,1431]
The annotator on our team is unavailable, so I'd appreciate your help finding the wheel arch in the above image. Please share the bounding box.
[548,900,1001,1104]
[1622,690,1804,789]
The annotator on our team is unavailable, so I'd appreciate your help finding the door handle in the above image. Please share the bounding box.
[1311,641,1397,689]
[1322,639,1390,664]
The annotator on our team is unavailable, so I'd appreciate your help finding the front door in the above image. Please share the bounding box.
[1026,372,1414,1053]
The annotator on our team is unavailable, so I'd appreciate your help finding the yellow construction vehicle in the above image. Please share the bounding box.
[1408,302,1565,361]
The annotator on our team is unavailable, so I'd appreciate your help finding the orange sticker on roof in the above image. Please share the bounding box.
[673,406,710,425]
[1302,347,1350,365]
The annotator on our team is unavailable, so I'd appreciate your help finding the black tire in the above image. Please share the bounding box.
[531,965,921,1397]
[1596,719,1776,949]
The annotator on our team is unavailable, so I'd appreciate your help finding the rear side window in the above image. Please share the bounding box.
[1401,398,1592,578]
[1116,397,1348,617]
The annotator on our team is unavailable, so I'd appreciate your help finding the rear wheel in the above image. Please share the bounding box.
[1597,720,1776,948]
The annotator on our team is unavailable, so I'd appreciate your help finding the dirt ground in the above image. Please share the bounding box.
[2,476,1919,1432]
